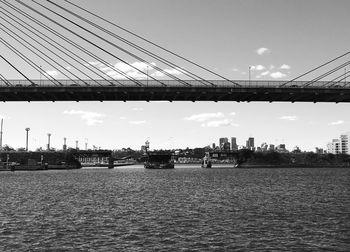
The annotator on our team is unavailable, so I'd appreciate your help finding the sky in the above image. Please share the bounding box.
[0,0,349,151]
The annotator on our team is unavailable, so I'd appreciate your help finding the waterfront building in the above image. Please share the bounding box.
[340,133,349,154]
[231,137,238,150]
[276,144,288,153]
[327,139,340,154]
[219,137,229,150]
[327,132,350,154]
[261,142,268,152]
[223,142,231,151]
[246,137,254,150]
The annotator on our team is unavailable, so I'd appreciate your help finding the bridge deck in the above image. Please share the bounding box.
[1,80,349,103]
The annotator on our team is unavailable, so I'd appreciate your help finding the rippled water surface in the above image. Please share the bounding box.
[0,167,349,251]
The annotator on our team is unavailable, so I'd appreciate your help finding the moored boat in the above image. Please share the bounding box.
[144,152,175,169]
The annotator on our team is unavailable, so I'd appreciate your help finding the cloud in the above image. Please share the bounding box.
[280,64,291,70]
[261,71,270,76]
[184,112,225,122]
[229,112,236,116]
[46,70,60,77]
[129,120,146,125]
[132,107,144,111]
[280,115,298,121]
[152,68,183,78]
[250,65,265,71]
[63,110,106,126]
[256,47,270,55]
[270,72,287,79]
[329,120,344,125]
[89,61,104,67]
[201,119,239,128]
[119,116,127,120]
[98,61,183,80]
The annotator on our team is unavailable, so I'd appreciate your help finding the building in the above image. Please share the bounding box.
[340,133,349,154]
[219,137,229,150]
[327,139,341,154]
[231,137,238,150]
[246,137,254,150]
[223,142,231,151]
[327,132,350,154]
[276,144,288,153]
[261,142,268,152]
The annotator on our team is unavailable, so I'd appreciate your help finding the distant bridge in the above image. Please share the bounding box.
[0,79,349,103]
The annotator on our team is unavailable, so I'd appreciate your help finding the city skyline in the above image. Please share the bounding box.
[0,0,349,151]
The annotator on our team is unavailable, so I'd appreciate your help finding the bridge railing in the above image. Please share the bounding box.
[0,79,349,88]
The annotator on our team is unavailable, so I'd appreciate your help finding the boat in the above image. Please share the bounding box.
[144,152,175,169]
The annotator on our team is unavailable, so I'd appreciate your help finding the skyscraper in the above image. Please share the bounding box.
[246,137,254,150]
[219,137,228,150]
[231,137,238,150]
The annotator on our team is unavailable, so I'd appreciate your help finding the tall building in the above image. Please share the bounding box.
[223,142,231,151]
[231,137,238,150]
[246,137,254,150]
[327,132,350,154]
[219,137,228,150]
[327,139,340,154]
[340,133,349,154]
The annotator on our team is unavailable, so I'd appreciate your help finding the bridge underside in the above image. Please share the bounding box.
[1,86,350,103]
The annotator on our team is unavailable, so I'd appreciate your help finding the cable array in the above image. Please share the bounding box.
[0,0,242,87]
[280,51,350,88]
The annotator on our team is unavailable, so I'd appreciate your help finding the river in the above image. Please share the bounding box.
[0,166,349,251]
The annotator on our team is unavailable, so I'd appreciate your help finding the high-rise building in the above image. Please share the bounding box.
[231,137,238,150]
[327,139,341,154]
[340,133,349,154]
[219,137,228,150]
[246,137,254,150]
[327,132,350,154]
[223,142,231,151]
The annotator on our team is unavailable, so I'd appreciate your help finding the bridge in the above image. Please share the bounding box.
[1,79,349,103]
[0,1,349,103]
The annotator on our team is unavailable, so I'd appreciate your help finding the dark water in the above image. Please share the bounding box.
[0,167,349,251]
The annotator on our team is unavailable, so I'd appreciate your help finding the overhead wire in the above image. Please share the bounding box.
[0,7,114,87]
[302,61,350,87]
[0,13,95,86]
[63,0,241,87]
[0,21,83,86]
[0,37,61,86]
[0,73,11,86]
[24,0,167,87]
[1,0,142,87]
[47,0,216,87]
[280,51,350,87]
[0,54,36,85]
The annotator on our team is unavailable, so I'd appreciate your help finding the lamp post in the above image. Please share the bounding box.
[25,128,30,151]
[63,137,67,151]
[248,66,252,86]
[47,133,51,151]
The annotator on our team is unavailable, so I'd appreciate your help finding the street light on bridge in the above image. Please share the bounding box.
[47,133,51,151]
[25,128,30,151]
[249,66,252,86]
